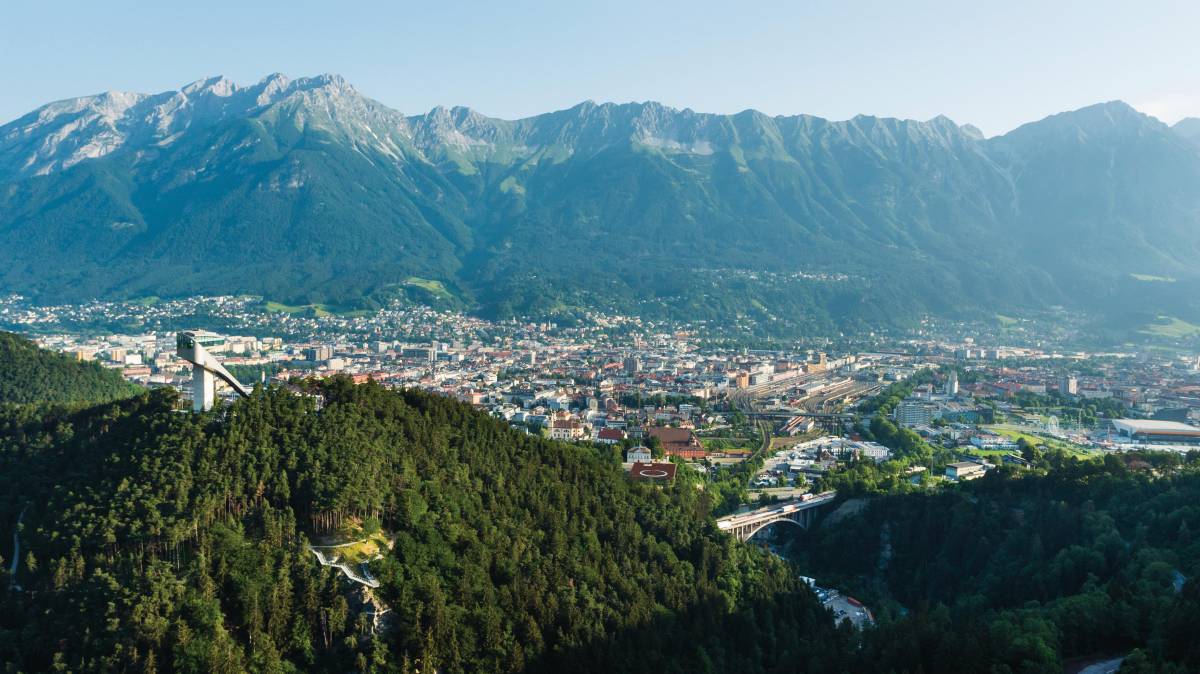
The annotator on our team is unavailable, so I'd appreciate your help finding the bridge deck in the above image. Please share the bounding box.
[716,492,836,530]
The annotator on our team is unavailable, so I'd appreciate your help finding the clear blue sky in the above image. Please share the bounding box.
[3,0,1199,135]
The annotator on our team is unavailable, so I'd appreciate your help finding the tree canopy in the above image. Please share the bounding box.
[0,331,140,406]
[793,454,1200,672]
[0,380,843,673]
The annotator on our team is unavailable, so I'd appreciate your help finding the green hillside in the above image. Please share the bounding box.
[0,382,842,672]
[0,331,140,405]
[792,455,1200,672]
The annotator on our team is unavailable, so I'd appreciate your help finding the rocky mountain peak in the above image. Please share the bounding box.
[180,75,236,98]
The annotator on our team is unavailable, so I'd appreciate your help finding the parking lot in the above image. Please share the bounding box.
[814,587,874,629]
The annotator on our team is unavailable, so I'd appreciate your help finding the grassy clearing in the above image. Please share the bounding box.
[702,437,756,451]
[265,300,333,317]
[263,300,372,317]
[404,277,455,301]
[985,426,1097,457]
[327,531,392,564]
[1130,273,1176,282]
[311,518,393,564]
[995,314,1018,326]
[963,448,1017,458]
[1140,315,1200,339]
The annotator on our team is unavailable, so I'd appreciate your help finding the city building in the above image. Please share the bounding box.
[1110,419,1200,445]
[646,426,706,459]
[1061,375,1078,396]
[946,461,986,481]
[626,446,652,462]
[595,428,626,444]
[549,419,586,440]
[894,400,936,426]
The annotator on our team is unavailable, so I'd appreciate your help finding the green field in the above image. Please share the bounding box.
[1130,273,1176,282]
[702,437,756,451]
[320,531,392,565]
[984,425,1098,457]
[995,314,1018,326]
[265,300,333,317]
[963,447,1016,458]
[404,276,455,301]
[1140,315,1200,339]
[262,299,371,318]
[311,519,393,564]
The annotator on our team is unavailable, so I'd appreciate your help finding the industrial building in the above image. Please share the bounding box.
[1110,419,1200,445]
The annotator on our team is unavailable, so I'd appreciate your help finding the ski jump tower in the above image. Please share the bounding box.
[176,331,251,412]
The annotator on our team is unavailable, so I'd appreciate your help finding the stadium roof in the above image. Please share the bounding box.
[1112,419,1200,436]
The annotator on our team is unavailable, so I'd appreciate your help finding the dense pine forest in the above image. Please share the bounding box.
[0,380,843,673]
[794,455,1200,672]
[0,331,140,405]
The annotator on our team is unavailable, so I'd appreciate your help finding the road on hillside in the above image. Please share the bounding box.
[1072,657,1125,674]
[9,505,27,591]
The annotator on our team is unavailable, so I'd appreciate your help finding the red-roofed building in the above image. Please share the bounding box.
[646,426,706,459]
[596,428,626,444]
[629,462,677,483]
[549,419,586,441]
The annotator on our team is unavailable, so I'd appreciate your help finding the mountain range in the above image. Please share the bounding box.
[3,73,1200,335]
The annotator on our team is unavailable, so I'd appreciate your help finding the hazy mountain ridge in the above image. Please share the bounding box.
[1173,117,1200,142]
[2,74,1199,332]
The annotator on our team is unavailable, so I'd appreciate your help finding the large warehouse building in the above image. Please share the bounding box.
[1110,419,1200,445]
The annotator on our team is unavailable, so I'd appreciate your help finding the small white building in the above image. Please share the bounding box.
[626,446,652,463]
[946,461,986,481]
[855,442,891,463]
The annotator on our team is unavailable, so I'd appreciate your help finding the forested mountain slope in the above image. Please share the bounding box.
[3,75,1200,332]
[794,455,1200,672]
[0,382,844,673]
[0,331,140,405]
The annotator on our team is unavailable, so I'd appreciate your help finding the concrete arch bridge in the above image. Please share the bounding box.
[716,491,837,543]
